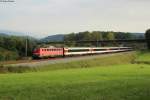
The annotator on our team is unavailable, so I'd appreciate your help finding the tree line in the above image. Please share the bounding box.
[64,31,144,46]
[0,35,37,61]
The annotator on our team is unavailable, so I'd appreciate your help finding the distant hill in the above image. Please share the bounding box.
[0,30,37,41]
[40,34,65,42]
[0,30,27,36]
[0,33,8,37]
[40,32,145,43]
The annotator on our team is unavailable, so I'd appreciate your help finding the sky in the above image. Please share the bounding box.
[0,0,150,38]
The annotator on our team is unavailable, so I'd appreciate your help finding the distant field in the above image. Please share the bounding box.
[0,51,150,100]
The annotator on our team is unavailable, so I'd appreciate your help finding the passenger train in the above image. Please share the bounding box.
[32,47,132,59]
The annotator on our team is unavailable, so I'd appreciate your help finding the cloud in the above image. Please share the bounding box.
[0,0,150,38]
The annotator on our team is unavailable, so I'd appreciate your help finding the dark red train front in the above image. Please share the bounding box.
[32,47,64,59]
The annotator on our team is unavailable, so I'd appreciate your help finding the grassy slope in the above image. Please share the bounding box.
[135,52,150,62]
[0,51,150,100]
[0,64,150,100]
[1,52,136,73]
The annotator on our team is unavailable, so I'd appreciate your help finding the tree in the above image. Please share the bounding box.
[145,29,150,50]
[91,31,103,41]
[0,35,37,61]
[91,31,103,46]
[107,32,115,40]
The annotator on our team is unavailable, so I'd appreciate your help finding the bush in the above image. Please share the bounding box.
[0,48,19,61]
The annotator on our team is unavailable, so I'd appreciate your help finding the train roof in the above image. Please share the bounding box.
[64,47,131,49]
[36,47,131,50]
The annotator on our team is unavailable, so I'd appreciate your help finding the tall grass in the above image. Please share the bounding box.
[0,52,136,73]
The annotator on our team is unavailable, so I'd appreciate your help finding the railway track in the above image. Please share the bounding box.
[4,51,134,67]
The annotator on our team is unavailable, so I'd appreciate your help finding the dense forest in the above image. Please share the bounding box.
[64,31,144,41]
[0,34,37,61]
[64,31,145,46]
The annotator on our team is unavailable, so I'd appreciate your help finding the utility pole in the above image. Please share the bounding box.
[96,37,99,47]
[25,36,28,57]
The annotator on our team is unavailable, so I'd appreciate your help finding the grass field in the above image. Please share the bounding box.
[0,64,150,100]
[135,51,150,62]
[0,52,150,100]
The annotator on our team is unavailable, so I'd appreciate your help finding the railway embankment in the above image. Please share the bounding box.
[0,52,136,73]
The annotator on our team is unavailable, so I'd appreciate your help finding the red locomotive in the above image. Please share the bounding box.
[32,47,132,59]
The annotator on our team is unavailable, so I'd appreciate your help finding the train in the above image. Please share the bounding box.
[32,46,133,59]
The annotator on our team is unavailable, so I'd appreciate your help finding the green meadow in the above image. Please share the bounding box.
[0,52,150,100]
[135,51,150,62]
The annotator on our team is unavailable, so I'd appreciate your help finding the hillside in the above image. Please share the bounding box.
[0,33,37,61]
[40,32,145,43]
[0,30,27,36]
[40,34,64,42]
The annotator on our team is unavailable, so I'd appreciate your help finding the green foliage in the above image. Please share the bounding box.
[0,48,19,61]
[145,29,150,49]
[64,31,142,47]
[106,32,115,40]
[134,51,150,64]
[0,35,37,61]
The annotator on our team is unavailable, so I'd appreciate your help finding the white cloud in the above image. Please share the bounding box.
[0,0,150,38]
